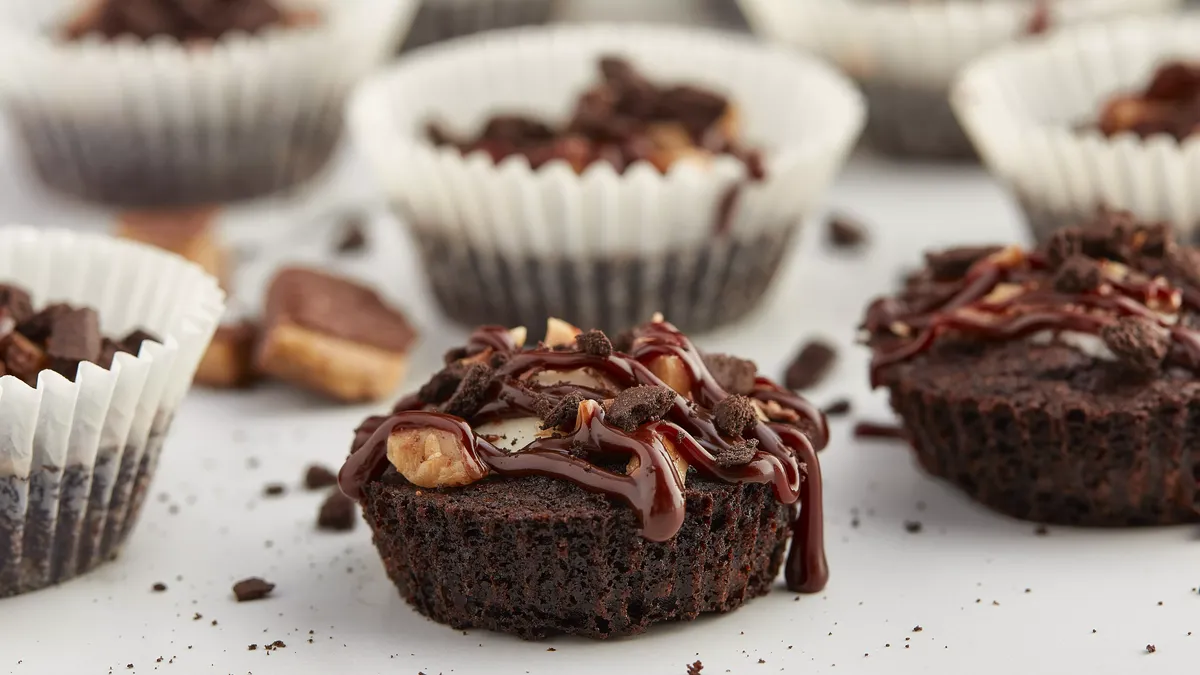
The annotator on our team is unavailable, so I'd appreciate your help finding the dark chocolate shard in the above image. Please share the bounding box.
[440,363,494,419]
[538,391,587,431]
[712,395,758,437]
[606,385,675,433]
[1100,316,1168,378]
[575,329,613,358]
[785,341,837,391]
[702,353,757,395]
[120,328,159,355]
[46,308,102,380]
[16,303,71,344]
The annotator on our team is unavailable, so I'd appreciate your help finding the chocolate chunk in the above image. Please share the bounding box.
[925,246,1001,281]
[3,333,48,385]
[441,363,494,419]
[1100,317,1169,377]
[0,285,33,324]
[606,385,675,433]
[823,399,852,417]
[45,308,102,379]
[120,329,159,356]
[713,439,758,468]
[335,217,367,254]
[232,577,275,602]
[16,303,70,344]
[713,395,758,437]
[303,465,338,490]
[317,492,356,532]
[785,341,837,391]
[827,213,868,249]
[1052,255,1102,294]
[538,391,587,431]
[418,362,467,405]
[1046,228,1084,268]
[702,353,757,395]
[575,329,613,358]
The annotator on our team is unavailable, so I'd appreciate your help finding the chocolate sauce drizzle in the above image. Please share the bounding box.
[866,246,1200,387]
[341,321,830,594]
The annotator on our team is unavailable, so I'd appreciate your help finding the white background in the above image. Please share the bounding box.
[2,2,1199,674]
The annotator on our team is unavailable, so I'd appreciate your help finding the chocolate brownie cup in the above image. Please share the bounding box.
[863,213,1200,526]
[399,0,556,52]
[341,316,830,639]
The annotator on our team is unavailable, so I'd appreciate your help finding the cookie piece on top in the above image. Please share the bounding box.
[340,316,829,639]
[256,268,416,402]
[863,212,1200,526]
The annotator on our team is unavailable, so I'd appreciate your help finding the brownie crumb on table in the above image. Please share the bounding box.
[262,483,286,497]
[317,492,356,532]
[827,213,868,249]
[1146,644,1157,654]
[304,465,338,490]
[232,577,275,602]
[686,660,704,675]
[785,341,837,391]
[822,399,852,417]
[335,216,368,254]
[151,582,167,592]
[904,521,923,534]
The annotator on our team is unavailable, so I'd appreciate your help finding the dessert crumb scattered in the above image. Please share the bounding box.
[152,582,167,592]
[1146,644,1157,654]
[904,520,923,534]
[233,577,275,602]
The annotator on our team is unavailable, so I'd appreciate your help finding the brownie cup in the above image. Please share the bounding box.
[399,0,557,52]
[863,213,1200,526]
[738,0,1178,159]
[0,228,223,598]
[0,0,418,208]
[351,25,863,336]
[341,317,830,639]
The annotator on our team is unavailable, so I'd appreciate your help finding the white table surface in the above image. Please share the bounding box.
[3,4,1200,673]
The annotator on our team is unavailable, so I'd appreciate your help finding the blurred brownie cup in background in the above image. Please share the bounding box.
[400,0,558,52]
[341,316,830,639]
[863,213,1200,526]
[956,16,1200,244]
[739,0,1179,159]
[0,0,418,207]
[0,229,223,598]
[350,25,863,337]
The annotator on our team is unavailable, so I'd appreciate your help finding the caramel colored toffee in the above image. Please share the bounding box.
[864,217,1200,387]
[342,318,830,594]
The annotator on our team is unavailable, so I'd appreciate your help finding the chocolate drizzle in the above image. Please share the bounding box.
[865,226,1200,387]
[340,319,829,594]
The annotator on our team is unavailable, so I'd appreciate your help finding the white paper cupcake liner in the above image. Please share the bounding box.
[402,0,558,51]
[952,15,1200,243]
[350,24,864,334]
[735,0,1179,157]
[0,228,224,598]
[0,0,418,208]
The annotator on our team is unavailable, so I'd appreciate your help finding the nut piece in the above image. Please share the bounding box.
[626,433,689,487]
[544,318,582,348]
[387,428,487,489]
[648,354,692,397]
[508,326,528,349]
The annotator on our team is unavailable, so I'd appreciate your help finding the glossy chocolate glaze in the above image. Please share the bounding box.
[866,247,1200,388]
[341,320,830,594]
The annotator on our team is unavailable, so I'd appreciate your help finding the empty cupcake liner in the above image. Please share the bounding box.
[736,0,1180,158]
[0,0,418,208]
[401,0,558,51]
[0,228,224,598]
[350,24,863,334]
[952,15,1200,244]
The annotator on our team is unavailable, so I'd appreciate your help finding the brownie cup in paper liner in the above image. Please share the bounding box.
[401,0,558,52]
[862,214,1200,526]
[350,25,863,336]
[953,16,1200,245]
[340,317,830,639]
[0,0,418,208]
[737,0,1179,159]
[0,228,224,598]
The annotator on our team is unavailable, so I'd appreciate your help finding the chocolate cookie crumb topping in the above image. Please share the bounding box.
[713,439,759,467]
[606,385,676,433]
[232,577,275,602]
[441,363,494,418]
[538,391,587,431]
[1100,317,1169,377]
[925,246,1002,281]
[1052,255,1102,294]
[702,353,757,395]
[575,329,613,357]
[785,341,837,391]
[713,395,758,437]
[317,492,356,532]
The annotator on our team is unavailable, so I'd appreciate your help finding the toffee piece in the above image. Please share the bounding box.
[1099,61,1200,141]
[256,268,417,403]
[862,212,1200,525]
[341,316,830,639]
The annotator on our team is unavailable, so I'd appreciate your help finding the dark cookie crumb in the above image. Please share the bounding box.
[822,399,852,417]
[913,626,923,632]
[1146,644,1157,654]
[335,216,367,254]
[606,385,675,433]
[418,362,468,405]
[713,439,758,468]
[904,521,923,533]
[263,483,286,497]
[232,577,275,602]
[702,353,757,395]
[785,341,837,391]
[1052,255,1102,294]
[1100,316,1169,378]
[304,465,338,490]
[925,245,1001,281]
[575,329,613,358]
[441,363,494,418]
[713,395,758,437]
[538,391,587,431]
[687,661,704,675]
[248,644,257,651]
[152,582,167,592]
[827,212,868,249]
[317,492,356,532]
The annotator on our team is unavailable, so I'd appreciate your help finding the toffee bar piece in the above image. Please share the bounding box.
[863,212,1200,526]
[256,268,416,403]
[115,208,226,286]
[195,320,259,389]
[340,316,830,639]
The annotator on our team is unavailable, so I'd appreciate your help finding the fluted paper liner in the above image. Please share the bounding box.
[403,0,557,51]
[0,228,224,598]
[0,0,419,207]
[350,24,863,334]
[953,15,1200,243]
